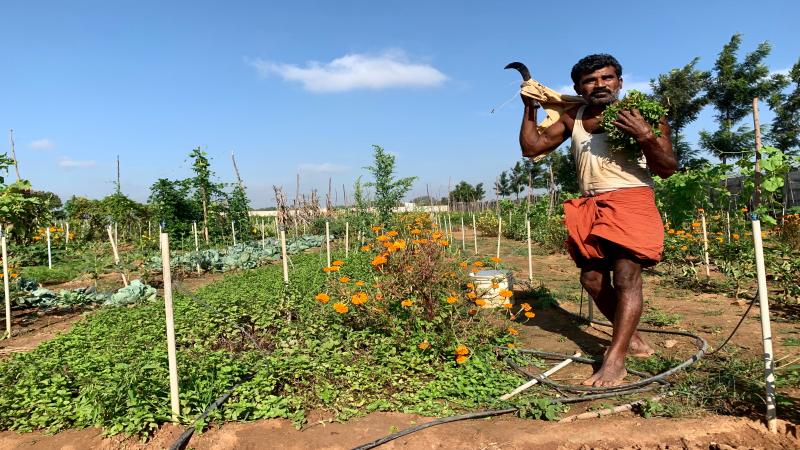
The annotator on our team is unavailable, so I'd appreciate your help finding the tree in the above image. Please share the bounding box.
[149,178,198,236]
[449,181,485,202]
[551,147,579,194]
[509,162,527,200]
[494,171,512,198]
[702,34,788,163]
[0,153,51,242]
[768,58,800,155]
[651,58,711,167]
[189,147,214,242]
[228,184,251,239]
[365,145,417,225]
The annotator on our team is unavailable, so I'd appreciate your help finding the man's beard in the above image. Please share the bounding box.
[587,88,619,106]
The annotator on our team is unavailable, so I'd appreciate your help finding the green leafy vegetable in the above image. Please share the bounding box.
[600,90,668,155]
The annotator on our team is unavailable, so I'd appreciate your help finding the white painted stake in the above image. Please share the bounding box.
[751,218,777,433]
[2,229,11,339]
[45,227,52,269]
[231,220,237,246]
[114,222,118,246]
[325,221,331,268]
[274,217,279,237]
[261,222,266,249]
[726,211,731,243]
[527,218,533,282]
[701,213,710,277]
[279,227,289,284]
[159,232,181,422]
[500,352,580,400]
[472,214,478,254]
[192,222,199,252]
[107,225,128,287]
[345,222,349,258]
[148,220,151,238]
[496,217,502,259]
[65,222,70,247]
[460,216,466,251]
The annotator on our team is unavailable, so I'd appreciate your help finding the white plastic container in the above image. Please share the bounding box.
[469,269,513,308]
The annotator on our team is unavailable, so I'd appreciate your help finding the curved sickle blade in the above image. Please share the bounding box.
[504,62,532,81]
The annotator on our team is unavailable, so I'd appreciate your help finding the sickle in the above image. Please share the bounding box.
[504,62,531,81]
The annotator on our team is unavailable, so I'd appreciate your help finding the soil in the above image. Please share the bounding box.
[2,231,799,449]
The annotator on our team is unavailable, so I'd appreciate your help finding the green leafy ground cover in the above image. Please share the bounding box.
[0,252,530,438]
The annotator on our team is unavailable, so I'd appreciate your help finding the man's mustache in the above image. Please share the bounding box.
[591,88,612,96]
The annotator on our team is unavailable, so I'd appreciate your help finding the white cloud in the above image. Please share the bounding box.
[298,162,348,173]
[247,50,448,92]
[57,157,96,168]
[29,138,55,150]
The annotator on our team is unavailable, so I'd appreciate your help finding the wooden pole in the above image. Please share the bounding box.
[527,218,533,282]
[280,227,290,284]
[9,130,20,181]
[496,216,502,259]
[261,221,266,249]
[701,212,710,277]
[345,221,349,258]
[472,213,478,254]
[46,226,52,269]
[231,220,237,246]
[159,232,181,422]
[325,221,331,268]
[107,225,128,286]
[751,217,777,433]
[65,222,70,248]
[2,228,11,339]
[193,221,199,251]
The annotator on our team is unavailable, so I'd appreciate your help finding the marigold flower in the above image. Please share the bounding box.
[355,280,365,286]
[680,245,688,251]
[401,299,413,307]
[466,292,477,299]
[524,311,536,318]
[697,208,705,213]
[459,261,468,268]
[432,231,443,239]
[392,239,407,250]
[332,260,345,267]
[387,230,399,237]
[503,302,512,309]
[741,207,748,212]
[490,257,501,263]
[455,344,470,356]
[473,261,484,267]
[370,255,388,266]
[446,296,457,304]
[499,289,513,299]
[376,235,390,242]
[438,239,449,246]
[668,229,675,235]
[411,229,421,235]
[470,268,479,274]
[339,277,350,283]
[491,283,500,289]
[333,302,349,314]
[507,343,515,349]
[315,293,330,303]
[351,292,368,305]
[361,245,371,251]
[521,303,532,311]
[716,237,724,243]
[691,222,700,228]
[322,266,340,273]
[418,340,430,350]
[732,234,740,240]
[508,327,518,335]
[375,292,383,300]
[372,226,382,232]
[456,355,468,364]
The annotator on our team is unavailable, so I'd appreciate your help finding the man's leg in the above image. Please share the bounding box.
[580,267,653,357]
[582,256,645,387]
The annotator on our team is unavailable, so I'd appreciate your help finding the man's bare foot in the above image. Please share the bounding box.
[628,334,655,358]
[582,361,628,387]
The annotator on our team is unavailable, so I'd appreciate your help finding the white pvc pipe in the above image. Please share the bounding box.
[46,227,52,269]
[751,218,777,433]
[500,352,580,400]
[159,232,181,421]
[2,229,11,339]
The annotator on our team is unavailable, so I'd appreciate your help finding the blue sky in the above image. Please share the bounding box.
[2,0,798,207]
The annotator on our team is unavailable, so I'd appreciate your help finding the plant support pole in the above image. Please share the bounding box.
[499,352,580,400]
[107,225,128,287]
[159,232,181,422]
[231,221,237,246]
[701,212,710,277]
[345,222,349,258]
[325,221,331,268]
[46,226,52,269]
[193,222,199,252]
[2,229,11,339]
[65,222,70,247]
[460,216,466,251]
[472,214,478,254]
[751,216,777,433]
[527,218,533,282]
[496,217,502,259]
[280,227,289,284]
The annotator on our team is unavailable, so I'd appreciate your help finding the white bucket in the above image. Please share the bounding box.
[469,269,513,308]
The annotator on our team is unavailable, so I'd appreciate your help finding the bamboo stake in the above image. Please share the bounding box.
[193,221,199,252]
[107,225,128,286]
[2,228,11,339]
[472,214,478,254]
[261,222,266,249]
[460,216,466,251]
[751,217,777,433]
[345,222,349,258]
[496,217,502,259]
[500,352,580,400]
[325,221,331,268]
[46,226,52,269]
[65,222,70,248]
[231,220,237,246]
[159,232,181,421]
[559,395,664,423]
[701,212,710,277]
[280,227,290,284]
[527,218,533,282]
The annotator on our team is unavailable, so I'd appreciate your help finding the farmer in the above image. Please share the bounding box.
[517,54,676,387]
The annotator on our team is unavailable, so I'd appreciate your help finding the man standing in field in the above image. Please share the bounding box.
[517,54,676,387]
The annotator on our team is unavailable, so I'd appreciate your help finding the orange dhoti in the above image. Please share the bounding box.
[564,187,664,268]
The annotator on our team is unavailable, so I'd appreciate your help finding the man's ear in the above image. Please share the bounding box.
[573,84,580,95]
[619,76,624,89]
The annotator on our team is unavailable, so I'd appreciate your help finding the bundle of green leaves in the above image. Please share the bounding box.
[600,90,668,155]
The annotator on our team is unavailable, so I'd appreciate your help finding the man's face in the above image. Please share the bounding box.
[574,66,623,106]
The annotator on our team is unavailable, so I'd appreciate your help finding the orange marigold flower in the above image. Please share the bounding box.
[732,234,740,240]
[333,302,349,314]
[332,260,345,267]
[361,245,371,251]
[411,229,421,235]
[432,231,443,239]
[375,292,383,300]
[456,355,468,364]
[680,245,688,251]
[370,255,388,266]
[507,343,515,349]
[697,208,704,213]
[503,302,513,309]
[351,291,368,305]
[392,239,407,250]
[339,276,350,283]
[322,266,340,273]
[470,268,479,274]
[459,261,468,268]
[355,280,365,286]
[438,239,449,246]
[524,311,536,318]
[498,289,513,299]
[466,282,475,289]
[491,283,499,289]
[521,303,532,311]
[475,299,486,307]
[315,293,330,303]
[490,257,501,263]
[401,299,413,307]
[418,340,430,350]
[387,230,399,237]
[507,327,519,335]
[372,226,382,232]
[446,296,457,304]
[473,261,484,267]
[376,235,390,242]
[668,229,675,235]
[455,344,470,356]
[691,222,701,228]
[466,292,477,299]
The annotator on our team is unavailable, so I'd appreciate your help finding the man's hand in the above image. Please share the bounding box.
[611,108,654,143]
[520,93,540,109]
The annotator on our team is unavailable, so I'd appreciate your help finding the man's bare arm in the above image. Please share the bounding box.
[519,96,569,159]
[613,111,676,178]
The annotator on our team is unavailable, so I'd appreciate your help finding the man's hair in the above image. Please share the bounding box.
[570,54,622,84]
